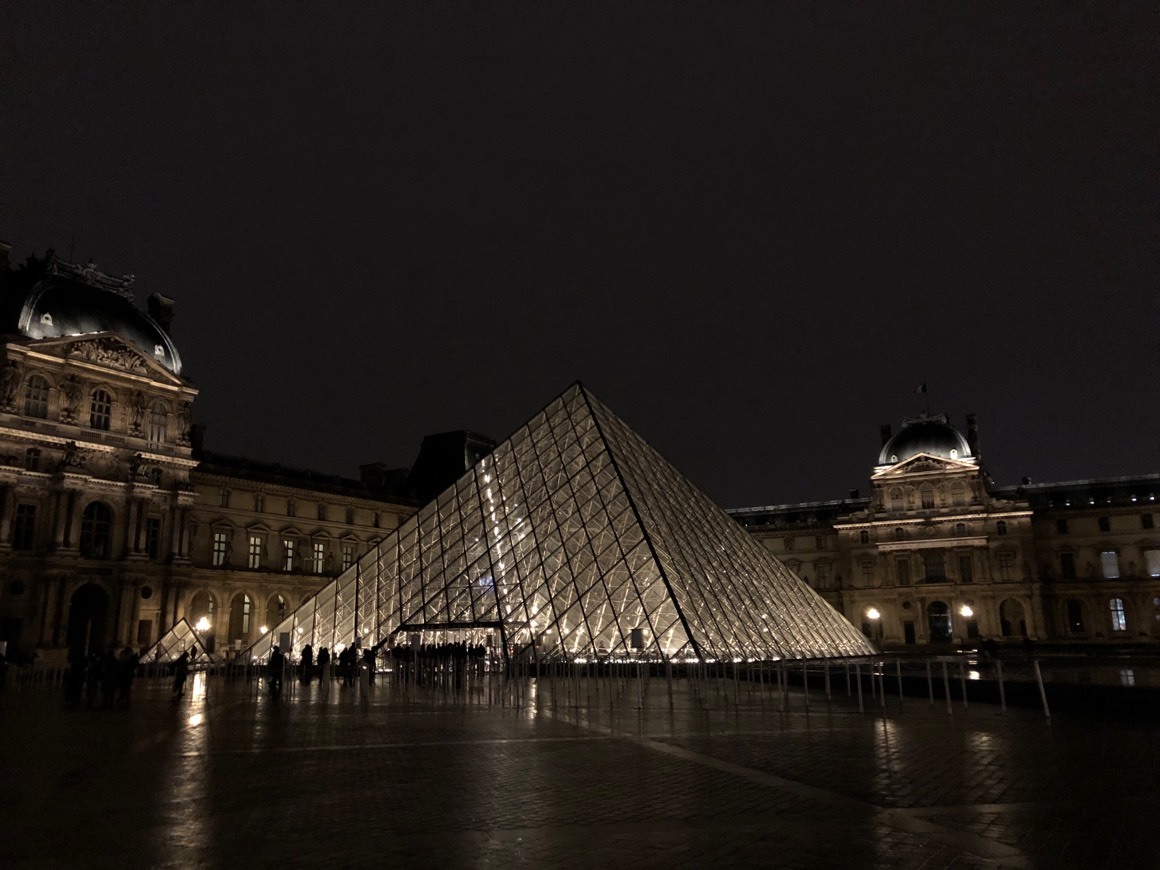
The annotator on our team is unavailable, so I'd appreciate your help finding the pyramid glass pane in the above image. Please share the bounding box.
[245,384,876,664]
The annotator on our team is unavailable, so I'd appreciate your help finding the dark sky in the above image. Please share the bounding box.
[2,2,1157,507]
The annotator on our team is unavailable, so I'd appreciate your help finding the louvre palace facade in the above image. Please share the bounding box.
[0,245,418,663]
[0,242,1156,663]
[730,419,1160,649]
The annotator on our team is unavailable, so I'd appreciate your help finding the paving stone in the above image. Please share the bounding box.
[0,672,1153,868]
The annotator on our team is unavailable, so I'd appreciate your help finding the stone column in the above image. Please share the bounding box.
[62,491,81,550]
[51,490,68,548]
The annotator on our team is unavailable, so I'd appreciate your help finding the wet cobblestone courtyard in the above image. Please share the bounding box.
[1,670,1157,868]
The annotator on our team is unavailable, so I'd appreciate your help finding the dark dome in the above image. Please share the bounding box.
[12,274,181,375]
[878,416,971,465]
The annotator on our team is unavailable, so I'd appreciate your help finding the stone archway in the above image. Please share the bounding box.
[927,600,952,643]
[67,582,110,659]
[999,598,1027,637]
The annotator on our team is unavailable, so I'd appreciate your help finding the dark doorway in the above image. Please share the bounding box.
[927,601,952,643]
[903,620,916,644]
[67,583,110,658]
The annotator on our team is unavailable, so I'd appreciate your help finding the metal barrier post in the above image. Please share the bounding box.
[1033,659,1051,721]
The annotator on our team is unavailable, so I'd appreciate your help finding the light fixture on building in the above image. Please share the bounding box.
[959,605,974,618]
[866,607,880,620]
[195,616,210,632]
[259,625,268,635]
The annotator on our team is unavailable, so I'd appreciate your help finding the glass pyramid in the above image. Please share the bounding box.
[245,384,876,664]
[140,618,216,665]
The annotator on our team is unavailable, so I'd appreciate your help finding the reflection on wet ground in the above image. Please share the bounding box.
[1,669,1156,868]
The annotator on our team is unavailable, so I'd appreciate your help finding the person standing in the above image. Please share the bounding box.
[316,647,330,685]
[172,651,190,698]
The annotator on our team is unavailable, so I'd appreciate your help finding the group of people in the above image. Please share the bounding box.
[389,642,489,686]
[261,642,381,693]
[65,646,142,708]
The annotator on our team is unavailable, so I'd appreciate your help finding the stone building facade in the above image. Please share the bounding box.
[0,246,417,662]
[731,416,1160,649]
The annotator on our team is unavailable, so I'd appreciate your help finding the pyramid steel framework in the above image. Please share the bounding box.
[245,384,876,664]
[140,618,216,665]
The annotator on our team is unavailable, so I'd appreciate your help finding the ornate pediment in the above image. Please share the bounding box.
[67,336,151,374]
[872,452,977,479]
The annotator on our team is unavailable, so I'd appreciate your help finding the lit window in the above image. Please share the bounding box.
[1145,550,1160,578]
[248,535,263,569]
[23,375,50,418]
[282,538,295,571]
[311,541,325,574]
[89,389,112,431]
[342,543,355,571]
[212,531,229,567]
[1109,598,1127,632]
[1100,550,1120,579]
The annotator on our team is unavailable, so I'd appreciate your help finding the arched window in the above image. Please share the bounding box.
[89,389,112,430]
[1109,598,1127,632]
[228,593,253,642]
[189,591,217,630]
[23,374,50,418]
[894,527,905,541]
[148,400,168,443]
[79,502,114,559]
[999,598,1026,637]
[265,594,287,629]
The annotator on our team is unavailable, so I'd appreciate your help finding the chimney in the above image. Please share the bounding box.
[879,424,892,446]
[148,293,176,334]
[965,414,979,456]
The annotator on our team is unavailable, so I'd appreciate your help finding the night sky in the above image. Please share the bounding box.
[2,3,1156,507]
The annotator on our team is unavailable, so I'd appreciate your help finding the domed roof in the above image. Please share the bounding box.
[4,254,182,375]
[878,415,971,465]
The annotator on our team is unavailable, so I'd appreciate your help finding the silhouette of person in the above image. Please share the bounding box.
[172,651,190,698]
